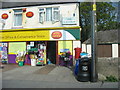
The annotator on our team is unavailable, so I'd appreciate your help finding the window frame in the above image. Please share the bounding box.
[39,8,45,23]
[52,7,60,22]
[13,9,23,27]
[45,7,52,22]
[39,7,60,23]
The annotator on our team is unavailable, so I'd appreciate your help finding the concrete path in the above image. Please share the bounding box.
[2,65,77,83]
[1,64,119,88]
[2,80,118,88]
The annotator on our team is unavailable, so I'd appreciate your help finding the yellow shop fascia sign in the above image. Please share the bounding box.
[0,30,50,42]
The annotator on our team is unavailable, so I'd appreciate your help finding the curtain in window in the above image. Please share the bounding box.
[14,14,22,26]
[46,8,52,21]
[39,9,45,23]
[53,11,59,21]
[39,12,44,23]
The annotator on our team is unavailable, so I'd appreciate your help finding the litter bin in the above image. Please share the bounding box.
[77,57,91,82]
[31,59,36,66]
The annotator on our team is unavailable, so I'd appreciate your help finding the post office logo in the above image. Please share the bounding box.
[51,31,62,39]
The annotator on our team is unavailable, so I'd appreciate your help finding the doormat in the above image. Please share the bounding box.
[34,65,56,74]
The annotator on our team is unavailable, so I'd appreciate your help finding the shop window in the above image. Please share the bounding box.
[27,41,47,65]
[39,7,60,23]
[14,9,22,26]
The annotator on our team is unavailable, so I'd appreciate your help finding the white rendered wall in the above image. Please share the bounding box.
[112,44,118,58]
[87,44,91,55]
[0,3,79,29]
[0,9,13,29]
[82,44,87,52]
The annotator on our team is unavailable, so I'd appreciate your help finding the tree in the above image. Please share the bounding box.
[80,2,118,43]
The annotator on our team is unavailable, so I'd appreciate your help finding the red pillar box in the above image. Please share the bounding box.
[74,47,82,59]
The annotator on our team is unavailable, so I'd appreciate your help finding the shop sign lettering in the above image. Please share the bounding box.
[0,30,49,42]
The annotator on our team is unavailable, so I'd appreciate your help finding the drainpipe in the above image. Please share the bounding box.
[90,0,98,82]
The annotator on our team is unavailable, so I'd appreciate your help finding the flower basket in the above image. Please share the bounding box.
[15,51,26,66]
[18,61,24,66]
[16,58,25,66]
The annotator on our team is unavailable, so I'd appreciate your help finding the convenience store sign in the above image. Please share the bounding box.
[0,29,80,42]
[0,30,50,42]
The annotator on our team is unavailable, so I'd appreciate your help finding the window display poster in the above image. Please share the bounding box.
[2,52,7,59]
[0,43,2,51]
[0,43,8,60]
[58,41,72,55]
[27,45,31,50]
[9,42,26,54]
[60,49,69,53]
[2,43,7,47]
[0,43,2,46]
[30,42,34,47]
[0,46,2,51]
[0,52,2,59]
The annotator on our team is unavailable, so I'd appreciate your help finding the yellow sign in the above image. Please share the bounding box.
[9,42,26,54]
[0,30,50,42]
[58,41,73,55]
[93,4,96,11]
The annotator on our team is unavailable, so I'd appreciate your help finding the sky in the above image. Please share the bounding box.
[0,0,120,2]
[78,0,120,2]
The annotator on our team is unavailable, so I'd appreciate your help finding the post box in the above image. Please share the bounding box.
[74,47,82,59]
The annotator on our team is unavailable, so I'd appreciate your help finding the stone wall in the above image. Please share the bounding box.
[97,57,119,79]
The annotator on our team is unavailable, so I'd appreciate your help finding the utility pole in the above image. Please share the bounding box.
[90,0,98,82]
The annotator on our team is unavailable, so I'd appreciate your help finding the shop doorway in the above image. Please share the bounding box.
[47,41,57,64]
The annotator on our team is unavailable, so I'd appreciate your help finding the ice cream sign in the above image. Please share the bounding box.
[51,31,62,39]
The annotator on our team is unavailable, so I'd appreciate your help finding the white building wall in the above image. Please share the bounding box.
[0,3,79,29]
[82,44,87,52]
[0,22,2,29]
[0,9,13,29]
[87,44,91,55]
[73,40,81,57]
[112,44,118,58]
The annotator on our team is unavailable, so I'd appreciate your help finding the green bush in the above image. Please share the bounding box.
[105,75,118,82]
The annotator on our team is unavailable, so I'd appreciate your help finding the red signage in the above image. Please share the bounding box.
[1,13,8,19]
[52,31,62,39]
[26,12,34,17]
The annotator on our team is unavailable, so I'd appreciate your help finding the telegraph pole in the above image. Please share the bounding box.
[90,0,98,82]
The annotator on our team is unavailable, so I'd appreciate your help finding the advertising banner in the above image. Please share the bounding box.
[0,27,80,42]
[0,30,50,42]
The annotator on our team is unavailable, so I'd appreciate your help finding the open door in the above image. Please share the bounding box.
[47,41,57,64]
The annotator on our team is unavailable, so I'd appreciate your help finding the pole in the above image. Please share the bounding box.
[90,0,98,82]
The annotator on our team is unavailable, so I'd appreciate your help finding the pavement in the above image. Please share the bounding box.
[0,64,119,88]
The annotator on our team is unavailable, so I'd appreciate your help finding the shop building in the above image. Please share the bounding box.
[0,2,81,66]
